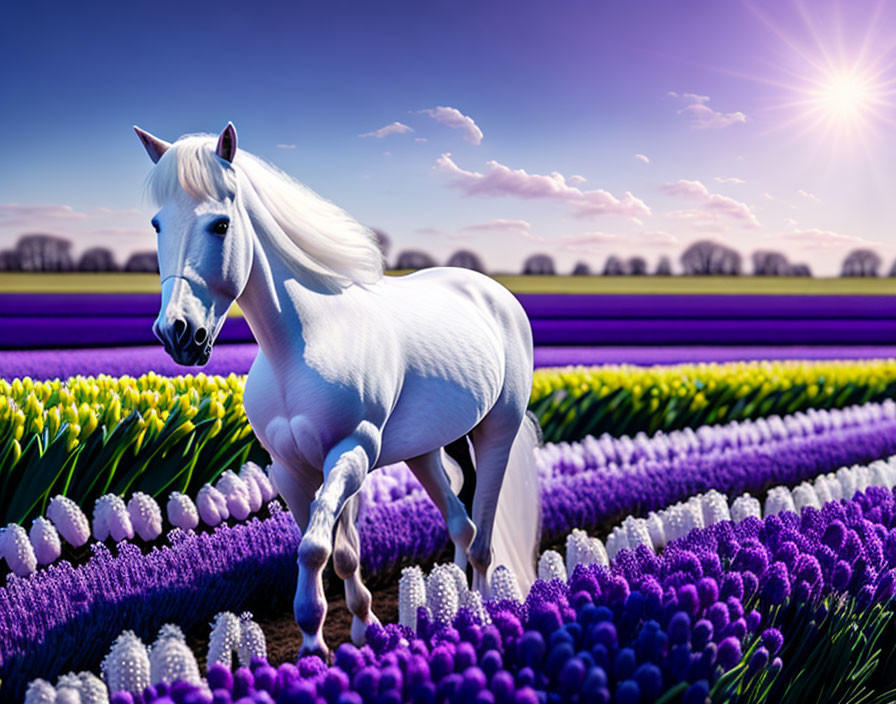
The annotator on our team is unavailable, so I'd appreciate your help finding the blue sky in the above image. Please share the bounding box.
[2,0,895,275]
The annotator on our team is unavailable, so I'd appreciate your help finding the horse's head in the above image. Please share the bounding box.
[134,123,253,366]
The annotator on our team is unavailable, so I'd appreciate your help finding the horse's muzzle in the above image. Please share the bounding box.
[153,318,213,366]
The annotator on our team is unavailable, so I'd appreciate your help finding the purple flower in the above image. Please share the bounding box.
[717,637,743,670]
[760,563,791,604]
[761,628,784,656]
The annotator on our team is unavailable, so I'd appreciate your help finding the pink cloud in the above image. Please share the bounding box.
[435,153,651,220]
[661,179,759,228]
[634,154,650,164]
[418,107,483,144]
[715,176,745,184]
[798,189,821,203]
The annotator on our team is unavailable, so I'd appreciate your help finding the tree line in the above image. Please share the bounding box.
[2,233,891,278]
[0,234,159,272]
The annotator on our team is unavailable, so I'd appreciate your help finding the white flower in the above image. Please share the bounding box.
[426,564,460,623]
[166,491,199,531]
[237,613,267,666]
[488,565,523,604]
[75,672,109,704]
[55,673,83,704]
[149,624,202,687]
[791,483,821,512]
[730,494,761,523]
[196,484,229,527]
[29,516,61,565]
[244,462,278,502]
[93,494,134,542]
[399,565,428,630]
[1,523,37,577]
[101,630,150,696]
[701,490,731,525]
[207,612,241,670]
[47,495,90,548]
[216,470,252,521]
[24,679,56,704]
[537,550,567,582]
[238,466,263,514]
[763,487,796,516]
[127,492,163,541]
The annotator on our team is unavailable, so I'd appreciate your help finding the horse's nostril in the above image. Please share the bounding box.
[173,319,188,342]
[193,327,208,345]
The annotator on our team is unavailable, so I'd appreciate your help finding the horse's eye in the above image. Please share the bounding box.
[211,218,229,236]
[151,219,160,233]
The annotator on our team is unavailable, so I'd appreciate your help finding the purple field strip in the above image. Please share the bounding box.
[3,343,896,380]
[4,293,896,319]
[515,294,896,319]
[5,316,896,349]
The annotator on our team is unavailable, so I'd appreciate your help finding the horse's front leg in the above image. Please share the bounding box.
[333,493,381,645]
[295,425,379,657]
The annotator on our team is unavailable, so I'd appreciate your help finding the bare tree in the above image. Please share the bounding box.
[841,249,882,277]
[571,261,591,276]
[124,251,159,273]
[752,250,790,276]
[627,256,648,276]
[789,263,812,277]
[522,253,555,275]
[0,250,21,271]
[890,259,896,277]
[446,249,485,273]
[16,234,74,272]
[655,256,672,276]
[681,240,741,275]
[603,255,626,276]
[395,250,437,270]
[78,247,118,272]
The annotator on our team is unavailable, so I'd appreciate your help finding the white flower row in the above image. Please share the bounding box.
[25,611,267,703]
[0,462,278,578]
[398,453,896,620]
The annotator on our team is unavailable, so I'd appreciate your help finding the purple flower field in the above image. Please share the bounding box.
[4,293,896,349]
[3,343,896,380]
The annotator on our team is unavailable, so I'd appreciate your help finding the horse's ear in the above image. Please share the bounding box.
[133,126,171,164]
[216,122,238,163]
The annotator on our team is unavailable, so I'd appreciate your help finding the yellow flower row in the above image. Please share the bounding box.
[529,359,896,405]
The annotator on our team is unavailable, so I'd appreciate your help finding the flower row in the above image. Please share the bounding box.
[530,359,896,441]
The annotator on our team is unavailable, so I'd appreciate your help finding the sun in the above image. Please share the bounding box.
[739,0,896,156]
[815,70,875,122]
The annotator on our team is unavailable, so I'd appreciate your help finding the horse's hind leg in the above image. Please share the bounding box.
[405,449,476,570]
[468,403,525,592]
[333,493,381,645]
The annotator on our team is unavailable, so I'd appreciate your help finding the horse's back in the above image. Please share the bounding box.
[374,268,533,464]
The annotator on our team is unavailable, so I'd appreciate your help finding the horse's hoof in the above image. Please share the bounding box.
[351,612,381,646]
[298,630,330,661]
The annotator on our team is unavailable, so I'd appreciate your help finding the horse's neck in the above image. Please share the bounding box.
[235,195,335,368]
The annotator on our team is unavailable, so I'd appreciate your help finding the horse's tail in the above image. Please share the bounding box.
[489,410,542,595]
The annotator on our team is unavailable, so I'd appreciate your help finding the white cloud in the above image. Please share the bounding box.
[276,144,297,149]
[670,92,746,129]
[668,91,710,104]
[714,176,745,184]
[798,189,821,203]
[769,228,886,250]
[435,153,651,220]
[661,179,760,228]
[634,154,650,164]
[679,103,747,129]
[418,107,483,145]
[358,122,414,139]
[557,230,678,251]
[0,203,88,227]
[461,219,533,234]
[414,137,428,142]
[569,174,587,184]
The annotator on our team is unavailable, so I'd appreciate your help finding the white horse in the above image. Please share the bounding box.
[134,122,541,656]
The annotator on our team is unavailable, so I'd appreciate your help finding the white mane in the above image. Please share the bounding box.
[144,133,384,288]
